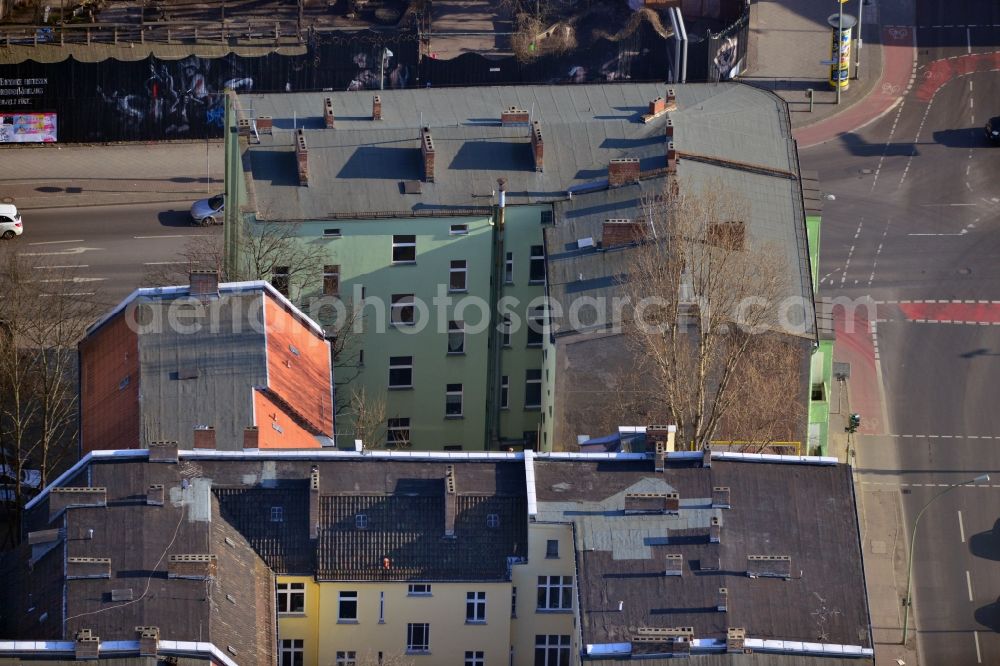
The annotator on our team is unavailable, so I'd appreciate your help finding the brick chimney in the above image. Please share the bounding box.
[295,128,309,187]
[709,516,721,543]
[193,425,216,449]
[702,446,712,468]
[256,115,273,134]
[667,140,678,174]
[608,158,640,187]
[717,587,728,612]
[500,106,529,126]
[444,464,457,538]
[136,626,160,657]
[372,95,382,121]
[244,426,259,450]
[148,441,179,464]
[189,270,219,298]
[726,628,746,653]
[665,117,674,140]
[664,491,680,513]
[646,425,676,472]
[530,120,544,172]
[602,219,644,248]
[649,96,666,116]
[67,557,111,580]
[324,96,335,128]
[309,466,320,540]
[421,127,435,183]
[146,484,164,506]
[665,87,678,111]
[664,553,682,576]
[75,629,100,660]
[712,486,731,509]
[167,554,218,580]
[49,487,107,521]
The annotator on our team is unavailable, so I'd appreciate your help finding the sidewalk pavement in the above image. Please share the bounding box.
[0,141,224,210]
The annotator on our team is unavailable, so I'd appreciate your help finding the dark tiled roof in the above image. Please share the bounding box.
[533,458,871,650]
[216,484,316,575]
[317,494,526,581]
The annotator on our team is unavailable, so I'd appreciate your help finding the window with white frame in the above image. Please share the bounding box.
[500,375,509,410]
[323,264,341,296]
[537,576,573,610]
[388,356,413,388]
[324,227,342,237]
[534,635,570,666]
[527,307,545,347]
[529,245,545,284]
[465,651,485,666]
[449,260,468,292]
[335,651,357,666]
[504,251,514,284]
[390,294,416,326]
[448,320,465,354]
[272,266,290,296]
[280,639,304,666]
[276,582,305,614]
[270,506,284,522]
[406,623,430,653]
[408,583,432,596]
[338,591,358,621]
[466,591,486,623]
[446,383,463,418]
[501,315,511,347]
[450,223,469,235]
[387,418,411,448]
[524,369,542,409]
[392,235,416,263]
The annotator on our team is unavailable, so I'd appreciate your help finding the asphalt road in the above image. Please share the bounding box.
[10,202,221,306]
[806,4,1000,663]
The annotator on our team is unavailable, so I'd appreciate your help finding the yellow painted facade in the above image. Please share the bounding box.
[276,524,579,666]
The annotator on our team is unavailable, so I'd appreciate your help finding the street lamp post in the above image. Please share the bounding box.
[901,473,991,644]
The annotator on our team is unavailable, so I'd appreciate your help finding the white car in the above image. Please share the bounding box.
[0,203,22,239]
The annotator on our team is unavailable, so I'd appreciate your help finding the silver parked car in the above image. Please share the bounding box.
[190,194,224,226]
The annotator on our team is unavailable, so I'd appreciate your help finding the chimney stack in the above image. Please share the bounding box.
[608,157,640,187]
[372,95,382,121]
[665,117,674,139]
[602,219,644,247]
[49,486,107,521]
[75,629,100,660]
[136,627,160,657]
[193,425,216,449]
[647,425,676,471]
[667,141,678,174]
[702,446,712,468]
[324,97,335,128]
[643,96,670,123]
[530,120,544,172]
[500,106,530,126]
[712,486,731,509]
[146,484,164,506]
[168,554,218,580]
[665,87,678,111]
[148,441,179,464]
[421,127,435,183]
[717,587,728,612]
[189,270,219,298]
[244,426,259,450]
[709,516,721,543]
[444,464,457,537]
[67,557,112,580]
[295,128,309,187]
[726,628,746,653]
[309,466,320,540]
[664,553,683,576]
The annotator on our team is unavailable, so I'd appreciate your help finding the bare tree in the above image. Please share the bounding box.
[617,179,807,451]
[0,246,103,546]
[348,386,386,449]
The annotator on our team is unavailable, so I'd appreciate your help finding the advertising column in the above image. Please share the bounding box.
[827,11,857,91]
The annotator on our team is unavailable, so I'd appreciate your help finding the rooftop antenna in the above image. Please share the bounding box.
[618,600,624,612]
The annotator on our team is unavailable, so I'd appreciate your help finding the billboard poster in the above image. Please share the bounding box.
[0,112,57,142]
[827,12,857,90]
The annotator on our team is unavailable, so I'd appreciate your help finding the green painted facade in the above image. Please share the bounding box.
[806,210,834,456]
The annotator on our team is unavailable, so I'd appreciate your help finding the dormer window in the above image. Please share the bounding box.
[271,506,284,522]
[356,513,368,529]
[486,513,500,528]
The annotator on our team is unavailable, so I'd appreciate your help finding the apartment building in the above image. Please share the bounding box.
[78,272,334,452]
[0,434,872,665]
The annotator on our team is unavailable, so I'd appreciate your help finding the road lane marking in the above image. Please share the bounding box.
[27,239,84,245]
[967,570,974,601]
[34,265,88,269]
[959,510,966,542]
[967,27,972,54]
[18,247,101,257]
[39,277,107,284]
[975,631,982,663]
[133,234,207,239]
[144,261,190,265]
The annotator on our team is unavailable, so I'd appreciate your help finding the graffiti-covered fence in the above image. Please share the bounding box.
[684,6,750,83]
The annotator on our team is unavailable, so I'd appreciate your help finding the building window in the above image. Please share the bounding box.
[390,294,416,326]
[504,252,514,284]
[387,418,411,448]
[448,320,465,354]
[379,591,385,623]
[546,540,559,559]
[446,383,463,418]
[323,227,342,237]
[465,651,485,666]
[280,639,304,666]
[500,375,509,410]
[276,582,305,614]
[486,513,500,528]
[270,506,284,522]
[540,210,553,224]
[338,591,358,622]
[355,514,368,530]
[450,224,469,235]
[534,635,570,666]
[466,591,486,623]
[511,587,517,618]
[335,651,357,666]
[524,369,542,409]
[406,623,430,653]
[408,584,432,596]
[501,315,511,347]
[323,265,341,296]
[537,576,573,610]
[272,266,290,296]
[392,234,416,263]
[388,356,413,389]
[529,245,545,284]
[449,260,468,292]
[527,307,545,347]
